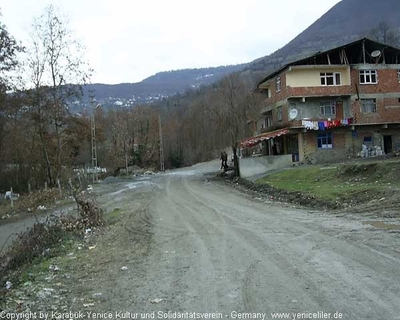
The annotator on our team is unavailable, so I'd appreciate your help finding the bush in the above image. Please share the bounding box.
[0,194,104,275]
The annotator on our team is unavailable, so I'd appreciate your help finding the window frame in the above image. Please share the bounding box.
[359,70,378,84]
[275,76,282,92]
[361,98,377,113]
[320,72,341,86]
[276,106,283,122]
[317,132,333,149]
[264,116,272,128]
[320,102,336,117]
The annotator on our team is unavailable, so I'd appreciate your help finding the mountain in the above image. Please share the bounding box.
[248,0,400,73]
[81,64,246,109]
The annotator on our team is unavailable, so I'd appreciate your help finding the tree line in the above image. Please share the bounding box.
[4,5,394,195]
[0,5,261,194]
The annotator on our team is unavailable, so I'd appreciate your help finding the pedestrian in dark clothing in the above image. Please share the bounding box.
[220,151,228,170]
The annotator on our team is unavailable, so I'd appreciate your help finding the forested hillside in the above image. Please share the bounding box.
[2,0,400,193]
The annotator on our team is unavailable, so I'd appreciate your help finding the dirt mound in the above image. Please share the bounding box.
[336,160,400,183]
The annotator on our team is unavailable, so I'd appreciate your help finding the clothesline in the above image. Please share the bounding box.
[301,118,354,130]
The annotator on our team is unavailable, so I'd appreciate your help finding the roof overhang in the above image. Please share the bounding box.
[240,128,290,148]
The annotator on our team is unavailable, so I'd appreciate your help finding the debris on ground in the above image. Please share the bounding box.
[150,298,164,304]
[17,189,65,213]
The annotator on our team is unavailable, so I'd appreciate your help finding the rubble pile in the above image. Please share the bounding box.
[16,189,65,213]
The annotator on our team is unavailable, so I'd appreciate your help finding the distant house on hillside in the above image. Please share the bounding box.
[240,38,400,170]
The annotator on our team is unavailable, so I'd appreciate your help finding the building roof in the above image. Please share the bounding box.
[256,38,400,89]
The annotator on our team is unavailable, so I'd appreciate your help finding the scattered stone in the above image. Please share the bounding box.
[121,266,128,271]
[49,265,59,272]
[150,298,164,304]
[83,303,95,307]
[37,288,54,299]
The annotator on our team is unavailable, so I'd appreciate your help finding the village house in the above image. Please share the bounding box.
[239,38,400,176]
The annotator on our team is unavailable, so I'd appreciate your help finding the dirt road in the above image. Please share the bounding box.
[3,161,400,319]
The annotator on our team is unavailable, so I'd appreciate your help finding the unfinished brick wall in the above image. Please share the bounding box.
[303,130,350,163]
[263,73,288,105]
[286,85,352,97]
[350,68,400,123]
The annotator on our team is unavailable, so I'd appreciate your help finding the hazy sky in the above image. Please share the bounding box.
[1,0,341,84]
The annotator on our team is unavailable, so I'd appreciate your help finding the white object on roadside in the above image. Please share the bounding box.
[5,281,12,290]
[49,265,59,271]
[121,266,128,271]
[5,191,19,200]
[150,298,164,304]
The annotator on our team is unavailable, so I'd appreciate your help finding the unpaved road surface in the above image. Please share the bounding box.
[2,161,400,319]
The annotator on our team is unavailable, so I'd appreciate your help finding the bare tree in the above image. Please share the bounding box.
[209,73,259,177]
[110,110,133,174]
[26,5,92,185]
[368,22,400,47]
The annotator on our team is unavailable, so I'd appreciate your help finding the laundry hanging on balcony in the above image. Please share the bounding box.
[301,118,354,131]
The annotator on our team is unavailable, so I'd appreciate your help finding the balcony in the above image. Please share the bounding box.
[286,85,352,99]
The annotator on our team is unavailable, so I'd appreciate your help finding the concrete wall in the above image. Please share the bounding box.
[287,97,352,120]
[286,66,351,87]
[239,154,293,178]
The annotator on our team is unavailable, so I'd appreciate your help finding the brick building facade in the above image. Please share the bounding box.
[240,38,400,163]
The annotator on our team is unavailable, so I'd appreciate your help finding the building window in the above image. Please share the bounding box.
[360,70,377,84]
[363,136,373,145]
[398,69,400,82]
[277,106,282,121]
[275,77,282,92]
[320,72,341,86]
[361,99,377,113]
[264,116,272,128]
[320,102,336,116]
[317,132,333,149]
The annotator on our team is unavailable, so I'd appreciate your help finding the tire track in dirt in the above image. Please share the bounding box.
[179,173,400,318]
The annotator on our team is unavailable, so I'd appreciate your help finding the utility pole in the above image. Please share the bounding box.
[159,114,165,171]
[91,103,100,182]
